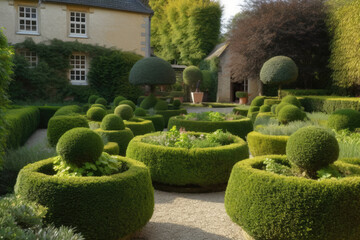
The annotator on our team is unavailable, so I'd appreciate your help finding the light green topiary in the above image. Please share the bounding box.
[259,105,271,113]
[154,100,168,111]
[271,104,278,115]
[100,114,125,130]
[114,104,134,120]
[281,95,301,108]
[86,107,106,121]
[250,96,265,107]
[275,102,291,115]
[95,98,107,106]
[134,107,147,117]
[91,104,106,110]
[103,142,119,155]
[183,66,203,92]
[113,96,127,106]
[118,100,136,110]
[328,108,360,131]
[277,105,306,124]
[140,94,158,109]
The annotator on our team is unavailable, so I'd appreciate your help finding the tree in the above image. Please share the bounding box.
[183,66,202,92]
[229,0,330,92]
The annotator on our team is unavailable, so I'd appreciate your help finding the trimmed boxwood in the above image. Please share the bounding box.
[155,108,187,127]
[233,107,248,117]
[53,105,82,116]
[87,107,106,121]
[168,116,253,140]
[124,118,155,136]
[259,104,271,113]
[264,98,281,106]
[154,100,168,111]
[328,108,360,131]
[118,100,136,110]
[225,155,360,240]
[281,95,301,108]
[113,96,127,106]
[247,131,289,156]
[95,128,134,156]
[103,142,119,155]
[126,133,249,186]
[140,94,158,109]
[14,157,154,240]
[38,106,61,128]
[91,104,106,110]
[47,115,89,147]
[250,96,265,106]
[95,97,107,106]
[277,104,306,124]
[114,104,134,121]
[134,107,147,117]
[141,114,165,131]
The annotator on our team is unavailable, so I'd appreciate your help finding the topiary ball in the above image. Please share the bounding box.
[140,94,158,109]
[260,56,298,85]
[328,109,360,131]
[95,97,107,106]
[134,107,147,117]
[56,127,104,166]
[183,66,202,91]
[118,100,136,110]
[113,96,127,106]
[154,100,168,111]
[91,104,106,110]
[278,105,306,124]
[88,95,99,104]
[114,104,134,120]
[259,104,271,113]
[101,114,125,130]
[250,96,265,107]
[271,104,278,115]
[275,102,291,116]
[173,99,181,109]
[87,107,106,121]
[286,126,339,174]
[281,95,301,108]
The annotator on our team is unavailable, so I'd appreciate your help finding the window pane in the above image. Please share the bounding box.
[26,8,30,12]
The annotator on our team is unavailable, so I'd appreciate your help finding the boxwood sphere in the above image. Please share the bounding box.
[286,126,339,173]
[140,94,158,109]
[260,56,298,85]
[328,108,360,131]
[250,96,265,107]
[154,100,168,110]
[95,97,107,106]
[118,100,136,110]
[56,127,104,166]
[281,95,301,108]
[87,107,106,121]
[88,95,99,104]
[277,105,306,124]
[100,114,125,130]
[134,107,147,117]
[183,66,202,89]
[113,96,126,106]
[259,104,271,113]
[91,104,106,110]
[114,104,134,120]
[275,102,291,115]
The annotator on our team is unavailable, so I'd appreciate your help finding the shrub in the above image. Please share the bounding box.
[142,114,165,131]
[15,157,154,240]
[38,106,61,128]
[86,107,106,121]
[154,100,168,110]
[236,91,248,98]
[88,95,100,104]
[173,99,181,109]
[47,115,89,147]
[275,102,291,115]
[140,94,158,109]
[100,114,125,130]
[124,118,155,136]
[155,109,188,127]
[264,98,281,106]
[278,105,306,124]
[114,104,134,120]
[247,131,289,156]
[248,106,260,114]
[286,126,339,175]
[118,100,136,110]
[281,95,301,108]
[95,128,134,156]
[134,107,147,117]
[53,105,82,116]
[328,109,360,131]
[300,96,360,113]
[183,66,203,92]
[233,107,249,117]
[271,104,278,114]
[91,103,106,110]
[56,128,104,166]
[281,89,329,97]
[137,96,146,106]
[259,104,271,113]
[95,98,107,106]
[169,91,185,98]
[103,142,119,155]
[250,96,265,106]
[113,96,126,106]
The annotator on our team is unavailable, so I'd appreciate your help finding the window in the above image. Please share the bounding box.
[18,49,38,67]
[18,6,38,33]
[69,12,87,37]
[70,54,87,85]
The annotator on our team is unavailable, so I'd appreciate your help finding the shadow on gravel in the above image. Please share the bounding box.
[154,190,225,204]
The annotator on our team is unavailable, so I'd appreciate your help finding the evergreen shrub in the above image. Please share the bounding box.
[328,108,360,131]
[54,105,82,117]
[38,106,61,128]
[140,94,158,109]
[113,96,126,106]
[281,95,301,108]
[142,115,165,131]
[275,102,291,115]
[250,96,265,106]
[86,107,106,121]
[88,95,99,104]
[155,109,188,127]
[100,114,125,130]
[154,100,168,110]
[233,107,249,117]
[259,104,271,113]
[247,131,289,156]
[114,105,134,120]
[95,98,107,106]
[134,107,147,117]
[103,142,119,155]
[278,105,306,124]
[173,99,181,109]
[91,104,106,110]
[118,100,136,110]
[124,118,155,136]
[95,128,134,156]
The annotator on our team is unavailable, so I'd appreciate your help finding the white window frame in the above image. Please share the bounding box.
[69,11,88,38]
[18,49,38,68]
[69,53,88,85]
[17,6,39,35]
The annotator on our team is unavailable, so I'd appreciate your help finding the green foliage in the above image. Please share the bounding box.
[225,155,360,240]
[263,157,293,176]
[100,114,125,130]
[95,98,107,106]
[278,105,306,124]
[183,66,202,91]
[259,104,271,113]
[172,99,181,109]
[248,106,260,114]
[113,96,126,106]
[281,89,329,97]
[127,131,248,186]
[169,91,185,98]
[328,108,360,131]
[199,57,219,102]
[260,56,298,85]
[250,96,265,106]
[271,104,278,114]
[264,98,281,106]
[286,126,339,175]
[154,100,168,110]
[91,103,106,110]
[336,130,360,158]
[155,108,187,127]
[247,131,289,156]
[38,106,61,128]
[142,114,165,131]
[235,91,248,98]
[275,102,291,115]
[15,157,154,240]
[53,105,82,116]
[140,94,158,109]
[134,107,147,117]
[119,100,136,110]
[88,95,100,104]
[47,115,89,147]
[281,95,301,108]
[86,107,106,121]
[114,104,134,120]
[256,120,318,136]
[182,112,243,122]
[232,107,249,117]
[103,142,119,155]
[300,96,360,113]
[124,118,155,136]
[95,128,134,156]
[56,128,104,166]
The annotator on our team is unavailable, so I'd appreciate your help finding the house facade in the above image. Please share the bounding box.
[0,0,153,85]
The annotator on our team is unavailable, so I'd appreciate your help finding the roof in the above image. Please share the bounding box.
[43,0,153,14]
[205,42,229,60]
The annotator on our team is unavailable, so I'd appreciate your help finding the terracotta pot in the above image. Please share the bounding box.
[191,92,204,104]
[239,97,248,105]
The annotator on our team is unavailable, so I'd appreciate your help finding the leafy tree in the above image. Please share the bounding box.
[229,0,330,92]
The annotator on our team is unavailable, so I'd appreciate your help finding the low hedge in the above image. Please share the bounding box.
[53,105,82,116]
[281,89,330,97]
[168,116,253,140]
[247,131,289,156]
[155,109,187,127]
[264,98,281,106]
[47,115,89,147]
[300,96,360,113]
[327,109,360,131]
[126,133,249,186]
[142,115,165,131]
[15,157,154,240]
[225,155,360,240]
[124,118,155,136]
[95,128,134,156]
[4,107,40,149]
[232,107,248,117]
[103,142,119,155]
[38,106,61,128]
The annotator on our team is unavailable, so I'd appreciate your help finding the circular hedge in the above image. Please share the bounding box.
[250,96,265,107]
[95,128,134,156]
[103,142,119,155]
[113,96,126,106]
[134,107,147,117]
[15,157,154,240]
[114,104,134,120]
[232,107,248,117]
[225,155,360,240]
[126,133,249,187]
[142,114,165,131]
[281,95,301,108]
[260,56,298,85]
[168,116,253,140]
[140,94,158,110]
[155,108,188,127]
[118,100,136,110]
[87,107,106,121]
[124,118,155,136]
[277,104,306,124]
[95,97,107,106]
[259,104,271,113]
[328,108,360,131]
[247,131,289,156]
[100,114,125,130]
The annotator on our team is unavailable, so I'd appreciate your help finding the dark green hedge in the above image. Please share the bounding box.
[232,107,248,117]
[38,106,61,128]
[225,155,360,240]
[95,128,134,156]
[14,157,154,240]
[4,107,40,149]
[168,116,253,140]
[155,109,187,127]
[126,133,249,186]
[47,115,89,147]
[247,131,289,156]
[281,89,330,97]
[141,115,165,131]
[300,96,360,113]
[124,118,155,136]
[53,105,82,116]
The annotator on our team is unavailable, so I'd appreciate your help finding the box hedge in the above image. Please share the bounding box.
[14,157,154,240]
[141,114,165,131]
[53,105,82,116]
[124,118,155,136]
[300,96,360,113]
[168,116,253,140]
[103,142,119,155]
[225,155,360,240]
[95,128,134,156]
[247,131,289,156]
[327,108,360,131]
[126,133,249,187]
[155,109,187,127]
[38,106,61,128]
[232,107,248,117]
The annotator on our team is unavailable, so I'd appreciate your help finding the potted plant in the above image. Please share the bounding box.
[183,66,203,104]
[236,91,248,104]
[170,91,185,103]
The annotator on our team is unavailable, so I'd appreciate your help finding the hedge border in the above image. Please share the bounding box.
[95,128,134,156]
[155,109,187,127]
[233,107,248,117]
[299,96,360,113]
[141,114,165,131]
[247,131,289,156]
[124,118,155,136]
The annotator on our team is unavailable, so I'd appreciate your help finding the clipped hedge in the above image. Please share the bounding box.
[124,118,155,136]
[225,155,360,240]
[53,105,82,116]
[328,108,360,131]
[38,106,61,128]
[47,115,89,147]
[300,96,360,113]
[126,133,249,186]
[168,116,253,140]
[250,96,265,106]
[86,107,106,121]
[142,114,165,131]
[103,142,119,155]
[95,128,134,156]
[4,107,40,149]
[281,89,329,97]
[233,107,248,117]
[15,157,154,240]
[155,109,187,127]
[247,131,289,156]
[264,98,281,106]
